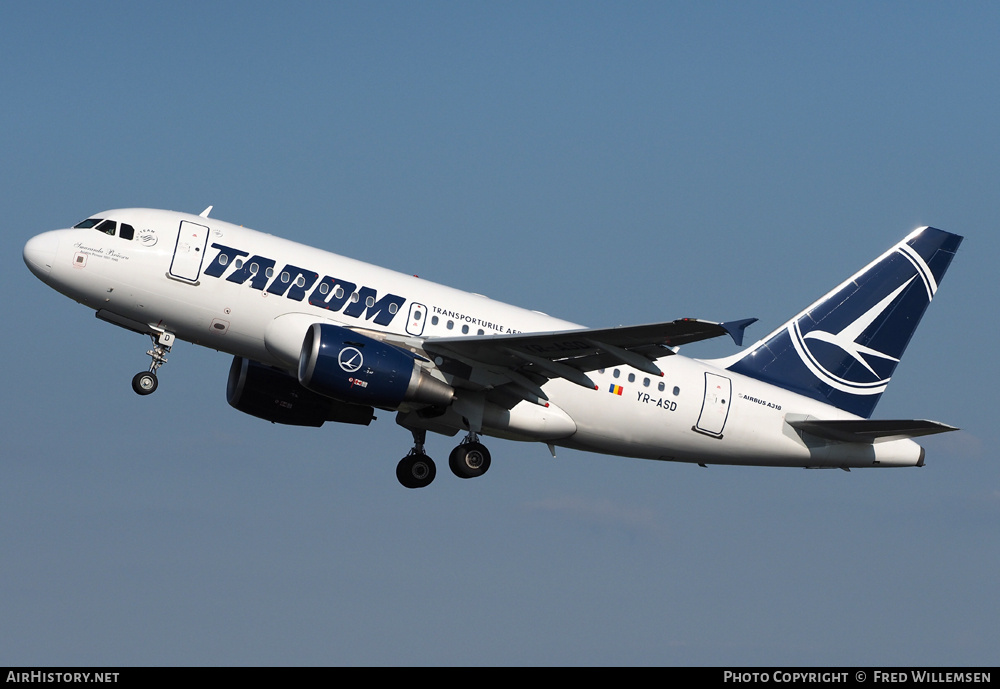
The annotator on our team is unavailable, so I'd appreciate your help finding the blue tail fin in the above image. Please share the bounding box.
[723,227,962,418]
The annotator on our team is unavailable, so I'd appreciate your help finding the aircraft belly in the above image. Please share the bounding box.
[401,399,577,442]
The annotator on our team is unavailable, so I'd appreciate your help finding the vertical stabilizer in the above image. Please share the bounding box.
[723,227,962,418]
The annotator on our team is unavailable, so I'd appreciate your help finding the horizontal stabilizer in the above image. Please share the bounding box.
[788,418,959,443]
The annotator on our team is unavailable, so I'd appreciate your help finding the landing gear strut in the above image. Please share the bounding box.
[449,432,492,479]
[132,330,174,396]
[396,429,436,489]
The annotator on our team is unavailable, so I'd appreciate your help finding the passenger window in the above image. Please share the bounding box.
[658,382,665,392]
[462,324,469,334]
[119,224,135,240]
[628,373,635,383]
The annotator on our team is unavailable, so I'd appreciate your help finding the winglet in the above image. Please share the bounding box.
[720,318,757,347]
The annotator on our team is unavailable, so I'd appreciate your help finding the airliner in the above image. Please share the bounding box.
[23,207,962,488]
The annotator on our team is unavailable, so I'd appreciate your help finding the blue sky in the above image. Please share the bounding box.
[1,2,997,665]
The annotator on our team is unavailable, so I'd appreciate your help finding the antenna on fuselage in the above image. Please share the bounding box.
[199,205,213,218]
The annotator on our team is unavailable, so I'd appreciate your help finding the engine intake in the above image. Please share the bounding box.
[298,323,454,409]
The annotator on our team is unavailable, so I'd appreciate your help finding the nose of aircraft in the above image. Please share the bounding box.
[23,231,60,279]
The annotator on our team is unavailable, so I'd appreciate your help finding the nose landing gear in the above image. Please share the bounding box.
[132,330,174,396]
[131,371,158,395]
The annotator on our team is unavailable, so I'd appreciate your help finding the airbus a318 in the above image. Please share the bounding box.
[23,207,962,487]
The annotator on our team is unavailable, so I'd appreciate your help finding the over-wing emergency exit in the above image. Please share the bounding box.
[23,207,962,487]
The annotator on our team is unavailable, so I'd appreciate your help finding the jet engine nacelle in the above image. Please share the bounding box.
[298,323,454,409]
[227,356,375,427]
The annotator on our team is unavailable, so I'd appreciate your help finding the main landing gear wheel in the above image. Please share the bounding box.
[396,453,436,489]
[397,428,436,489]
[449,441,491,479]
[131,371,158,395]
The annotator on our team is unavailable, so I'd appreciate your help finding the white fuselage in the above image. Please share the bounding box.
[24,208,924,469]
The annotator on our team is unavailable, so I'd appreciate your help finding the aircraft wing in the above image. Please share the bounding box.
[419,318,755,400]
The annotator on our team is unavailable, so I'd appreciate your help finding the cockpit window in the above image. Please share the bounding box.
[74,217,137,241]
[94,220,117,236]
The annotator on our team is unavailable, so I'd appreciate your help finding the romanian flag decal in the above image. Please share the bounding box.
[609,384,623,396]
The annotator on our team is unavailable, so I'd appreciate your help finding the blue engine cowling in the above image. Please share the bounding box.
[298,323,454,409]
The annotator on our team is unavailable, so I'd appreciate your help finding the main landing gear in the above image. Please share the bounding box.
[395,430,492,488]
[449,433,491,479]
[396,429,437,489]
[131,330,175,396]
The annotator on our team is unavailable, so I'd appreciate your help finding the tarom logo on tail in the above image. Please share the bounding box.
[724,227,962,418]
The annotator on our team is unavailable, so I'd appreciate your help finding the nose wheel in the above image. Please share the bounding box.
[132,330,174,396]
[132,371,158,395]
